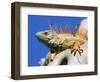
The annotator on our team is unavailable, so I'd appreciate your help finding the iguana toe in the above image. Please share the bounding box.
[78,49,83,56]
[71,41,83,56]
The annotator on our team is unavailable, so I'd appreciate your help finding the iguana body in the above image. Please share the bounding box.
[36,19,87,61]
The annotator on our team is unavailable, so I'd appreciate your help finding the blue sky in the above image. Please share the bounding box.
[28,15,86,66]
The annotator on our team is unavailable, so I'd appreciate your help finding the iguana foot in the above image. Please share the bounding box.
[71,41,83,56]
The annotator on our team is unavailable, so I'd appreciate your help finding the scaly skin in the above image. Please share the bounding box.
[36,24,87,61]
[49,33,86,55]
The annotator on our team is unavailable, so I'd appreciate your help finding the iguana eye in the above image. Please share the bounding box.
[44,32,48,35]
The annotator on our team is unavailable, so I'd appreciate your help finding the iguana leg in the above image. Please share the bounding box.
[71,41,83,56]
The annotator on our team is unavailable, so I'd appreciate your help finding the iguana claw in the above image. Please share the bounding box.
[71,41,83,56]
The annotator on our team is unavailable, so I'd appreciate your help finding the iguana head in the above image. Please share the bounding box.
[36,30,56,47]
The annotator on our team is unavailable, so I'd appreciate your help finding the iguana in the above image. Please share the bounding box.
[36,19,87,62]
